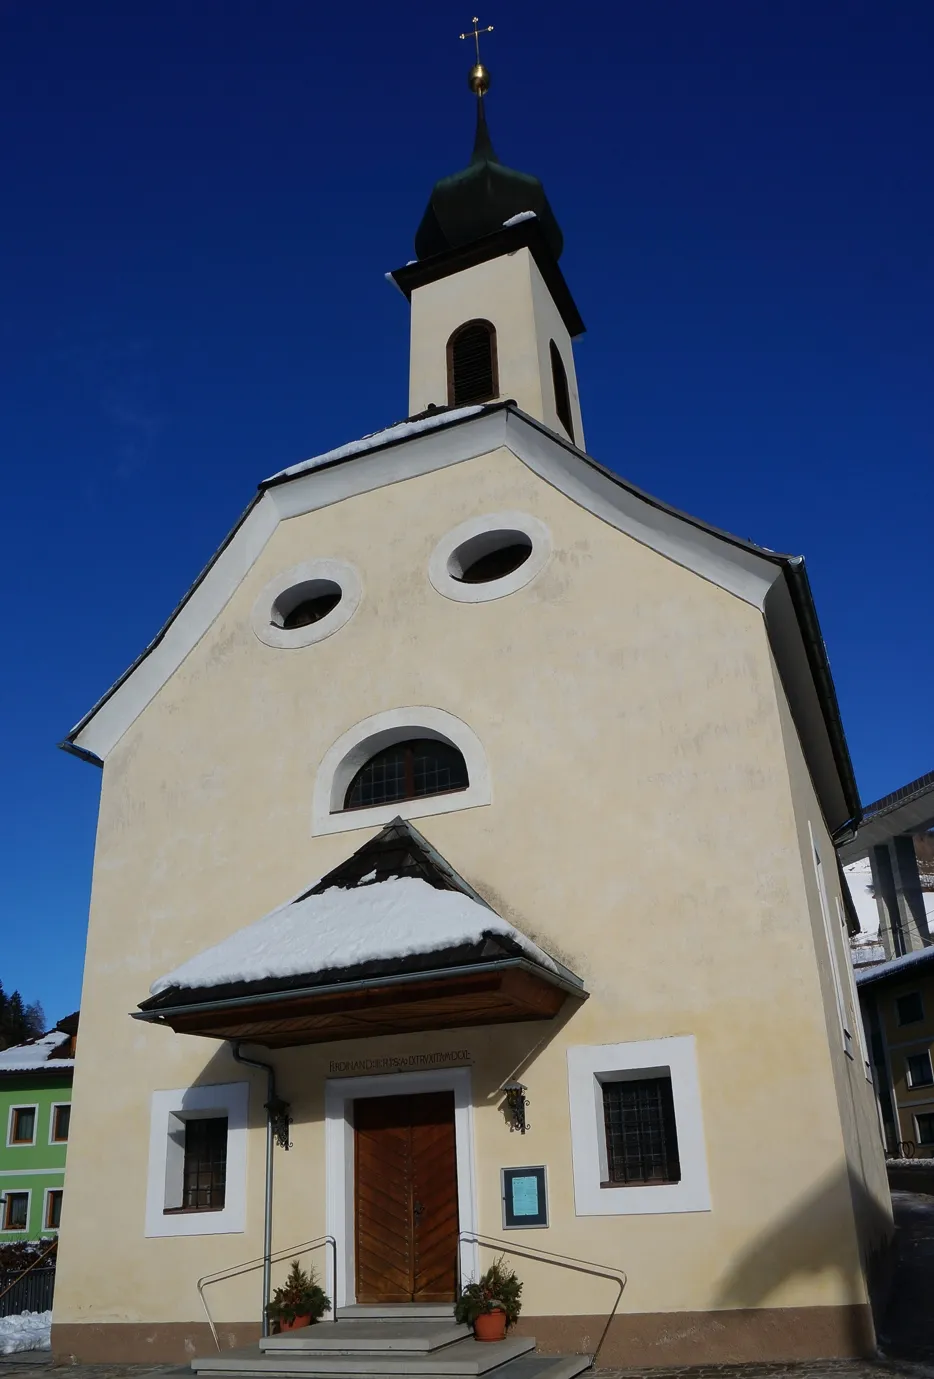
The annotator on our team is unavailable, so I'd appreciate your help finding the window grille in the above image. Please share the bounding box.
[601,1076,681,1186]
[182,1117,228,1210]
[447,321,498,406]
[51,1104,70,1142]
[550,340,574,442]
[344,739,468,811]
[2,1192,28,1230]
[10,1108,35,1143]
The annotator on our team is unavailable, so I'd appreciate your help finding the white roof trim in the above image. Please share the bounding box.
[69,406,787,765]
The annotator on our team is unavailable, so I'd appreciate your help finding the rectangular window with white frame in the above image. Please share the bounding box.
[43,1188,63,1231]
[1,1190,30,1232]
[906,1051,934,1089]
[145,1082,248,1238]
[7,1105,38,1147]
[567,1036,710,1216]
[915,1112,934,1147]
[49,1103,71,1144]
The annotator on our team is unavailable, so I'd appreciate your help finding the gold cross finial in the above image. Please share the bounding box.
[459,17,493,64]
[460,17,493,96]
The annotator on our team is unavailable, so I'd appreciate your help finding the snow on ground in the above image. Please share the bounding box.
[0,1030,72,1072]
[151,874,557,996]
[266,405,487,481]
[0,1311,51,1356]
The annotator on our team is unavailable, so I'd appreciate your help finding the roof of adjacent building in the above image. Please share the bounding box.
[838,767,934,863]
[0,1014,78,1076]
[855,945,934,989]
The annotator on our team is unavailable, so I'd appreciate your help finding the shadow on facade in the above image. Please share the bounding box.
[713,1163,895,1355]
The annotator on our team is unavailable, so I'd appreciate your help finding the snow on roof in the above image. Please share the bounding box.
[503,211,537,226]
[855,944,934,987]
[265,406,487,483]
[0,1030,73,1072]
[150,874,557,997]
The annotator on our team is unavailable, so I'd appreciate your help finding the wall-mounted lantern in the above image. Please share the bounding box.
[503,1082,529,1134]
[266,1095,293,1150]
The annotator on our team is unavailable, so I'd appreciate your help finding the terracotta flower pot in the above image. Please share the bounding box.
[279,1315,312,1332]
[474,1310,507,1342]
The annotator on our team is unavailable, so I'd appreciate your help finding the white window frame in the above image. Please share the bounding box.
[42,1186,63,1233]
[48,1101,71,1144]
[913,1109,934,1148]
[836,898,872,1082]
[0,1188,31,1233]
[566,1036,711,1216]
[312,706,491,836]
[906,1050,934,1090]
[144,1081,249,1237]
[810,826,852,1057]
[6,1103,38,1148]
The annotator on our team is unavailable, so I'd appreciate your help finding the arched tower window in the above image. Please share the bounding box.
[447,320,498,407]
[343,738,469,811]
[550,340,574,443]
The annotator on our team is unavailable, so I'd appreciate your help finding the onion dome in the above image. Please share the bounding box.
[414,97,564,262]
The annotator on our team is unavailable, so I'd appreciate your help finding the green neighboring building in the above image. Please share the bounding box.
[0,1014,77,1241]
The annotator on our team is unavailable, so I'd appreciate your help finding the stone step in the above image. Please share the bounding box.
[192,1334,535,1377]
[261,1319,469,1354]
[336,1305,454,1321]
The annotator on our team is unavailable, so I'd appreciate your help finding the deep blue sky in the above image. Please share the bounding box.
[1,0,932,1023]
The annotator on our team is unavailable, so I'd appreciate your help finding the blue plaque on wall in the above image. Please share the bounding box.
[501,1165,548,1228]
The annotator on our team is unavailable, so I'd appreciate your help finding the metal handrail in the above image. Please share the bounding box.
[457,1231,626,1369]
[197,1235,338,1352]
[0,1240,57,1306]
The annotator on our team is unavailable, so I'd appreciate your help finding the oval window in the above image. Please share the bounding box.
[272,579,342,630]
[448,531,533,585]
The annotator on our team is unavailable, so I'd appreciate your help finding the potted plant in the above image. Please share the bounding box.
[455,1257,522,1342]
[266,1259,331,1332]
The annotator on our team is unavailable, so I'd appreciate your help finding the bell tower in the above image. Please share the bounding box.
[389,27,585,447]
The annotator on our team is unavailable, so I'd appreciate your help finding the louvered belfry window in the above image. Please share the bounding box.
[550,340,574,442]
[447,320,498,406]
[601,1076,681,1186]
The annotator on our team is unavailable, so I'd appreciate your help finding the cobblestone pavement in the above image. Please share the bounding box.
[2,1196,931,1379]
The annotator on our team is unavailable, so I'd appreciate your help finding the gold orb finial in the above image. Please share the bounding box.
[459,17,493,96]
[468,62,490,96]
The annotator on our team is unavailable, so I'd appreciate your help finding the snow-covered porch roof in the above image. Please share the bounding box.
[135,820,586,1049]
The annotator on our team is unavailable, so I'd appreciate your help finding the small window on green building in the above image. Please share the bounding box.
[51,1105,71,1142]
[45,1190,63,1230]
[2,1192,28,1231]
[9,1107,36,1144]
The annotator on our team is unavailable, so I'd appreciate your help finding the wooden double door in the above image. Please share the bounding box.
[354,1091,459,1303]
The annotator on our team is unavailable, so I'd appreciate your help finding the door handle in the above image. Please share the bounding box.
[413,1200,425,1221]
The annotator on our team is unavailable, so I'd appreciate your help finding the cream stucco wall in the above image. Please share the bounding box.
[57,443,879,1336]
[408,249,584,445]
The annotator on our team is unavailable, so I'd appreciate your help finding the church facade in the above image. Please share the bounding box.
[54,89,890,1368]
